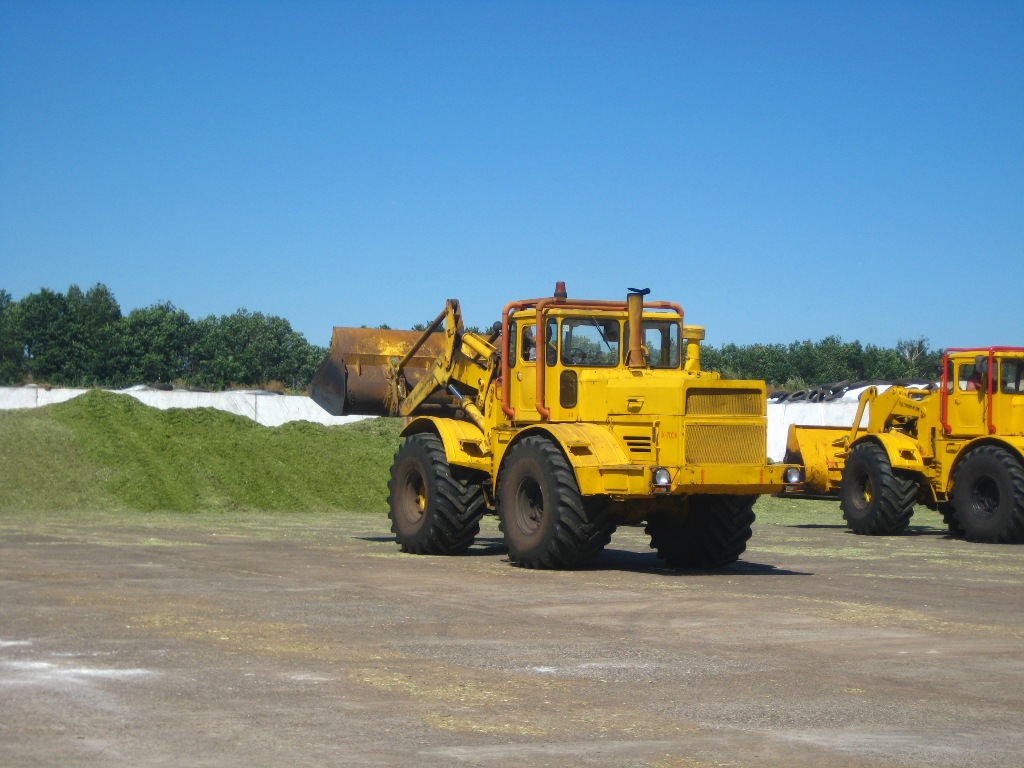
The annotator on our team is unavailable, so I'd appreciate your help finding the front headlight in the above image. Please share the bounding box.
[783,467,802,484]
[652,467,672,487]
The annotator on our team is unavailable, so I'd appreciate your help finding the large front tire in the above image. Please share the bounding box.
[387,432,485,555]
[496,436,614,569]
[840,441,917,535]
[645,495,756,568]
[951,445,1024,543]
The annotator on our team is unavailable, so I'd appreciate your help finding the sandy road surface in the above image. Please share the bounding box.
[1,506,1021,767]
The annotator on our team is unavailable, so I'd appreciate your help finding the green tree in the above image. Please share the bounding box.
[110,302,197,386]
[16,288,75,384]
[896,337,941,379]
[65,283,122,385]
[192,309,317,390]
[0,289,25,384]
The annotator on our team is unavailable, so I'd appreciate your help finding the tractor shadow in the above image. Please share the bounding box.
[787,523,956,538]
[589,548,812,576]
[359,534,811,574]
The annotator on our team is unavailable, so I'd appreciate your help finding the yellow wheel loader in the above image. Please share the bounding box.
[784,347,1024,543]
[311,284,802,569]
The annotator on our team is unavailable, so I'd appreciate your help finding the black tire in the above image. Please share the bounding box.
[840,441,917,535]
[937,502,965,537]
[496,436,614,569]
[950,445,1024,543]
[386,432,485,555]
[645,495,756,568]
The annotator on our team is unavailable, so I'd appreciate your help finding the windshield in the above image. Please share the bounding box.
[560,318,620,367]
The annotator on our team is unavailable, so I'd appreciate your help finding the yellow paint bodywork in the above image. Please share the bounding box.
[789,349,1024,502]
[332,300,800,508]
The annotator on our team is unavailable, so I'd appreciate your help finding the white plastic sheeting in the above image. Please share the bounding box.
[0,386,369,428]
[2,385,883,461]
[766,384,891,462]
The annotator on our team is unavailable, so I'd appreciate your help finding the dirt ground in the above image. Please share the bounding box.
[1,504,1022,768]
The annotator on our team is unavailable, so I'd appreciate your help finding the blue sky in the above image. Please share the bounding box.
[2,1,1021,351]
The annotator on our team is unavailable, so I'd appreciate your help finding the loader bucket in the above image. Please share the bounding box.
[308,327,446,416]
[784,424,850,495]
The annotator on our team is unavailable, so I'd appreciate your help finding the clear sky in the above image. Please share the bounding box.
[2,1,1021,351]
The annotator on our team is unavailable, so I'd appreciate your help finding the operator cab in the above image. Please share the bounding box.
[943,348,1024,437]
[509,315,689,371]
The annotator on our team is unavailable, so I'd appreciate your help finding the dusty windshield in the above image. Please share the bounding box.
[560,318,620,367]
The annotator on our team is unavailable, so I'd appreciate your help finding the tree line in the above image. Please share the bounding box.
[0,283,942,392]
[0,284,326,390]
[701,336,941,390]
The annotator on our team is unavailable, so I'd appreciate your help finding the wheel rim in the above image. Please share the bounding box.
[513,476,544,535]
[399,468,427,525]
[969,477,1000,519]
[853,472,872,509]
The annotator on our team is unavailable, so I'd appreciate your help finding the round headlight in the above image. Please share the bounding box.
[783,467,802,484]
[652,467,672,486]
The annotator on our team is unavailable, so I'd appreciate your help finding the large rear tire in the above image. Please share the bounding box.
[937,502,964,537]
[645,495,756,568]
[951,445,1024,543]
[387,432,485,555]
[840,441,917,535]
[497,436,614,569]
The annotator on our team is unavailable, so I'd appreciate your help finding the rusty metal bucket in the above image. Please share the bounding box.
[308,327,446,416]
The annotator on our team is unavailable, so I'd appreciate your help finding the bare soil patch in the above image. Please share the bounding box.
[1,506,1021,767]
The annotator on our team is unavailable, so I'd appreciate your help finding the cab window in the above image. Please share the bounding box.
[508,321,518,366]
[560,318,620,367]
[518,323,537,363]
[625,320,681,369]
[1000,359,1023,394]
[545,320,557,365]
[958,362,982,392]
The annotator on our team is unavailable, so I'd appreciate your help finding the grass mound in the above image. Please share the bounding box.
[0,390,403,513]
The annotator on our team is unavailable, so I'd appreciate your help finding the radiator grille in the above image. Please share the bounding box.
[686,388,763,416]
[685,424,765,465]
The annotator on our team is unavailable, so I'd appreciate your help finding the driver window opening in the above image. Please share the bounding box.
[520,323,537,363]
[1000,359,1023,394]
[560,318,620,367]
[958,361,984,392]
[624,320,681,369]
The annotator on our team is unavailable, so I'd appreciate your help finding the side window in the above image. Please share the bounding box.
[546,320,558,366]
[1001,360,1023,394]
[625,320,681,369]
[519,323,537,363]
[508,320,518,367]
[958,362,983,392]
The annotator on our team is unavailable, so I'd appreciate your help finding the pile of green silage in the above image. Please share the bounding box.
[0,390,403,513]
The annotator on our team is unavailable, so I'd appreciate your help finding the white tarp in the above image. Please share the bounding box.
[767,401,863,462]
[0,386,369,428]
[1,385,883,460]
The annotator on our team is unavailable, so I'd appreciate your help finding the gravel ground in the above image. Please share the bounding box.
[0,507,1021,767]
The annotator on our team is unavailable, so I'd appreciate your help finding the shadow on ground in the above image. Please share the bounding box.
[359,534,812,575]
